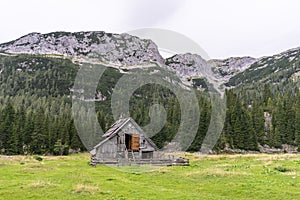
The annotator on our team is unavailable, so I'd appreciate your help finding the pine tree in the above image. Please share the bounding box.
[0,103,16,154]
[295,93,300,151]
[251,98,265,144]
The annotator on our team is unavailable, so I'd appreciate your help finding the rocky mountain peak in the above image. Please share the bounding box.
[210,56,256,75]
[165,53,210,81]
[0,31,164,66]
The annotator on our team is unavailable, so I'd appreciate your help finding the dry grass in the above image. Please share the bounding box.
[284,170,298,176]
[177,152,300,162]
[255,154,300,161]
[72,184,100,195]
[30,180,58,188]
[158,167,171,174]
[0,155,36,162]
[185,168,250,177]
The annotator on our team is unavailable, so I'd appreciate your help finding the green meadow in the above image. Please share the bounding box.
[1,153,300,200]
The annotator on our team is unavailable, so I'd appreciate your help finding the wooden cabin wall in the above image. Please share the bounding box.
[121,122,139,135]
[95,137,118,159]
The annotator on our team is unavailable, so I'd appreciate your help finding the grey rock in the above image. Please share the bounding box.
[0,31,165,67]
[209,56,256,83]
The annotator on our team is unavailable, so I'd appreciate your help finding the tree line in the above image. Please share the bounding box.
[1,54,300,154]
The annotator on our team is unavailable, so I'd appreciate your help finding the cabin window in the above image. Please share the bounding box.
[140,139,146,148]
[142,151,153,159]
[139,135,145,146]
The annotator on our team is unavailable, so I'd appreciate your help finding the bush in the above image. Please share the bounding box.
[33,155,43,162]
[53,139,69,156]
[274,166,289,173]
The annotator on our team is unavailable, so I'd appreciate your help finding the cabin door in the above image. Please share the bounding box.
[125,134,140,151]
[131,134,140,151]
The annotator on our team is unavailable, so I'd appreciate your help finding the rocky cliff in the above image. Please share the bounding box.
[0,31,164,66]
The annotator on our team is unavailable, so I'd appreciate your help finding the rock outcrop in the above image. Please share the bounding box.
[0,31,164,66]
[209,56,256,83]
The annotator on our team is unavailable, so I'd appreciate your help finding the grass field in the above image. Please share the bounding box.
[1,153,300,200]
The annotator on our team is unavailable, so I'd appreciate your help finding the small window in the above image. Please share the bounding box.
[142,151,153,159]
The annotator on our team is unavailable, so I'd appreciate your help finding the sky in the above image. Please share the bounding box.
[1,0,300,59]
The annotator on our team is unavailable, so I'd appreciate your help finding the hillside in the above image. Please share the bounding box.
[226,48,300,88]
[0,31,300,155]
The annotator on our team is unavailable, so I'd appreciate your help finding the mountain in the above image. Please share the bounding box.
[165,53,210,89]
[2,31,300,90]
[209,56,256,83]
[1,31,300,155]
[0,31,259,89]
[164,54,257,90]
[0,31,164,66]
[226,48,300,88]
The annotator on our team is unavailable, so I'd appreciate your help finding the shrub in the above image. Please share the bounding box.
[274,166,289,173]
[33,155,43,162]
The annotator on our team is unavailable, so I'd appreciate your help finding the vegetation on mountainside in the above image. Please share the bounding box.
[1,53,300,155]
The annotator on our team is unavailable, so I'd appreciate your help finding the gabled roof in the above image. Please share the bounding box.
[102,117,131,138]
[92,117,158,150]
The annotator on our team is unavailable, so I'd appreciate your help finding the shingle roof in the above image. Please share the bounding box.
[102,117,131,138]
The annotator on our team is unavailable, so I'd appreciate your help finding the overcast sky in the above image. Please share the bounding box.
[1,0,300,59]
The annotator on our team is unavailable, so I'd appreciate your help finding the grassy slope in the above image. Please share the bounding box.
[0,153,300,200]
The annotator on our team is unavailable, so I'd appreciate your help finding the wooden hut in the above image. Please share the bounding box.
[90,117,159,165]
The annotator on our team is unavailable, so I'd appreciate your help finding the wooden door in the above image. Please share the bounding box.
[131,134,140,151]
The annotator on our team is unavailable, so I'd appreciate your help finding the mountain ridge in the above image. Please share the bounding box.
[1,31,300,90]
[0,31,164,66]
